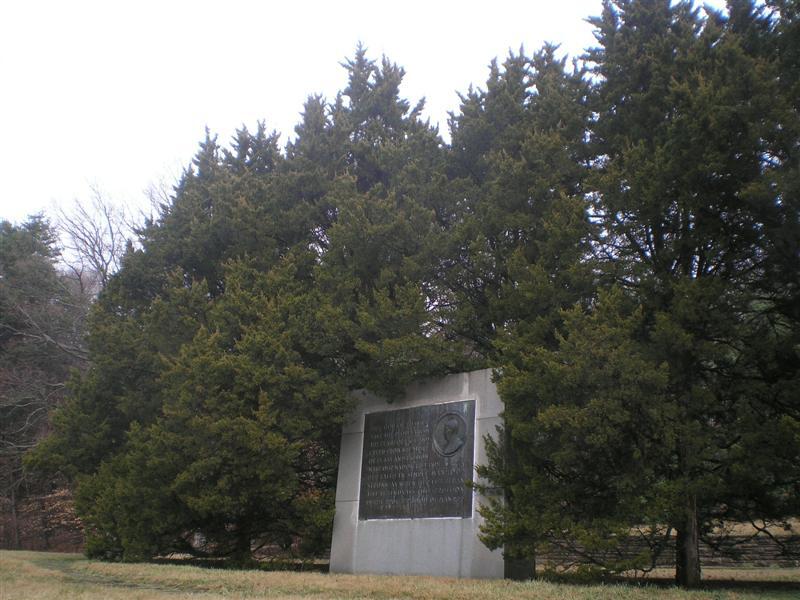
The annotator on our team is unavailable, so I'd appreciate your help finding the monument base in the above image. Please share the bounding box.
[329,369,504,578]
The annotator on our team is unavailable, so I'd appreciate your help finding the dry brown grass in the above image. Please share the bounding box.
[1,550,798,600]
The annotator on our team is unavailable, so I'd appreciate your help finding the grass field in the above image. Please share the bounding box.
[1,551,798,600]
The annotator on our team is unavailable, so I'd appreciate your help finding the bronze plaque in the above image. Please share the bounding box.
[358,400,474,519]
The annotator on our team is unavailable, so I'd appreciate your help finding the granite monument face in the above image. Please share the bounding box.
[329,369,504,578]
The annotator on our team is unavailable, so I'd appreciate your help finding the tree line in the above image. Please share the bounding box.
[3,0,796,587]
[0,189,130,549]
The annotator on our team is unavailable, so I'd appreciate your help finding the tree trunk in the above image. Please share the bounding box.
[39,496,51,550]
[675,493,701,588]
[10,483,21,550]
[232,524,252,565]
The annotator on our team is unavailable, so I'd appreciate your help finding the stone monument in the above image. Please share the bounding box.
[329,368,504,578]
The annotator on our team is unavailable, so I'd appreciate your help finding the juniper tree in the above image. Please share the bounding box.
[478,0,800,587]
[30,48,468,561]
[442,47,593,359]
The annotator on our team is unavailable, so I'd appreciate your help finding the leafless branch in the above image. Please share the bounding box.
[56,185,132,293]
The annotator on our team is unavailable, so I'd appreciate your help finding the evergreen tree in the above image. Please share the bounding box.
[441,47,593,359]
[479,0,800,586]
[312,45,473,396]
[28,125,307,558]
[25,16,798,579]
[74,254,352,559]
[30,48,468,561]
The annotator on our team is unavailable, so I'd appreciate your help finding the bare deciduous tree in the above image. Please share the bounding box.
[57,186,130,295]
[1,216,89,548]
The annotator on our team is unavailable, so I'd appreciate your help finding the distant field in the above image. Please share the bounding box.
[1,551,798,600]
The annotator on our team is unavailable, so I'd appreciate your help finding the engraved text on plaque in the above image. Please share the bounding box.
[358,400,474,519]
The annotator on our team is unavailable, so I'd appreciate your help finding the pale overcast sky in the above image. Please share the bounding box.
[0,1,723,224]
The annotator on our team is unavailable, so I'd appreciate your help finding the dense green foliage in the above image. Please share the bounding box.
[476,0,800,587]
[28,47,472,562]
[23,1,798,585]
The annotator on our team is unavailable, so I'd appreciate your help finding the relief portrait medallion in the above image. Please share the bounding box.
[432,412,467,457]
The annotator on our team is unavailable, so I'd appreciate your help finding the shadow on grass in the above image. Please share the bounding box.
[151,556,329,574]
